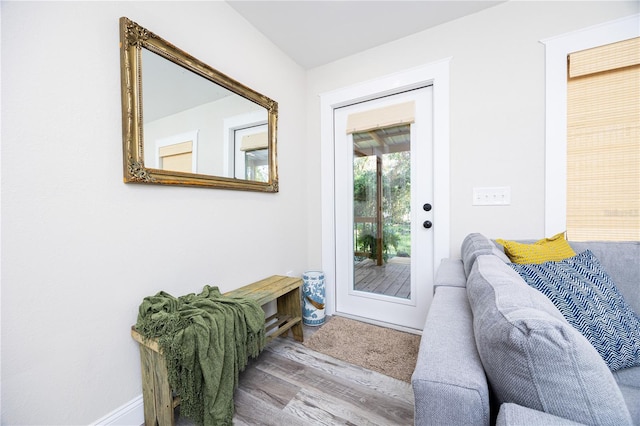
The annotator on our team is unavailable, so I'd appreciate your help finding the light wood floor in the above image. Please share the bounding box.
[354,258,411,299]
[176,323,415,425]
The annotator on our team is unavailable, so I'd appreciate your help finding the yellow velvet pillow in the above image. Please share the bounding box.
[496,232,576,264]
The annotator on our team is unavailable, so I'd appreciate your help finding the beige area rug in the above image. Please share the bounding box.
[303,316,421,383]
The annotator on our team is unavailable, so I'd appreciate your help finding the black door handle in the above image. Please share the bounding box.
[423,203,432,212]
[423,220,433,229]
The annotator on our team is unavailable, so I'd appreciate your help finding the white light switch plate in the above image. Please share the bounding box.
[473,186,511,206]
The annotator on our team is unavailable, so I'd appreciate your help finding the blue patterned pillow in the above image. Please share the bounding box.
[509,250,640,371]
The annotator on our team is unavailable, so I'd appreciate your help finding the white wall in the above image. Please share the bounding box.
[1,2,307,424]
[305,0,639,261]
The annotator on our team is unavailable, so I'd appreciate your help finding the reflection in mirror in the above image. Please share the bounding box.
[231,121,269,182]
[119,17,278,191]
[142,49,266,178]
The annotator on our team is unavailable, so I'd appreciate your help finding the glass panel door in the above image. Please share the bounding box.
[353,124,411,299]
[333,86,434,330]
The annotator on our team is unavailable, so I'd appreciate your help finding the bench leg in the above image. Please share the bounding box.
[139,345,157,425]
[290,317,304,342]
[276,286,304,342]
[139,345,175,426]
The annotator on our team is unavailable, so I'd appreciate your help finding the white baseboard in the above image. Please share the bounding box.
[90,394,144,426]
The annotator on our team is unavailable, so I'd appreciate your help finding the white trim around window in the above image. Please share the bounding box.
[540,14,640,236]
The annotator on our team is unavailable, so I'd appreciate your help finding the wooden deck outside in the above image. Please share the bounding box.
[354,257,411,299]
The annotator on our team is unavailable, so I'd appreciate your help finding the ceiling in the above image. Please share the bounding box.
[143,49,237,122]
[227,0,506,69]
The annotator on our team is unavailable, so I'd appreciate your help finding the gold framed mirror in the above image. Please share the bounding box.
[119,17,278,192]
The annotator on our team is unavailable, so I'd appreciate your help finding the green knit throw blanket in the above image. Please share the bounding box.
[136,285,266,426]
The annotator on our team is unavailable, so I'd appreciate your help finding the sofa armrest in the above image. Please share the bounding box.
[497,403,586,425]
[412,286,490,426]
[433,258,466,291]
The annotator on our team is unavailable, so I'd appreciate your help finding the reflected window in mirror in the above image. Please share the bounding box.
[234,123,268,182]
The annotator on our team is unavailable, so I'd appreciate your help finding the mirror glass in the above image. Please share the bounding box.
[119,17,278,191]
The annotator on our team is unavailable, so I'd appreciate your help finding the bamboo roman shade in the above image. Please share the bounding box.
[159,141,193,173]
[569,37,640,78]
[240,131,268,151]
[566,37,640,241]
[346,101,415,134]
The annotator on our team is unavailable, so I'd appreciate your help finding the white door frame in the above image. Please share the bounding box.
[223,110,268,178]
[320,59,451,326]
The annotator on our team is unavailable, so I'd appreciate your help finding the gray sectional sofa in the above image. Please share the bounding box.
[412,233,640,425]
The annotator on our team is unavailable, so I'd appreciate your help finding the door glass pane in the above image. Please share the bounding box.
[352,124,411,299]
[245,148,269,182]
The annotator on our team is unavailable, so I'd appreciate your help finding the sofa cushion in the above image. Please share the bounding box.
[614,366,640,423]
[496,232,575,264]
[467,255,632,425]
[613,365,640,389]
[509,250,640,371]
[496,403,586,426]
[461,233,509,277]
[617,384,640,425]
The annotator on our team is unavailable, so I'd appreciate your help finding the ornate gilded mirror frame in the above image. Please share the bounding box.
[119,17,278,192]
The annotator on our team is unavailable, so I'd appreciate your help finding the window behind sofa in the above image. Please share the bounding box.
[566,36,639,241]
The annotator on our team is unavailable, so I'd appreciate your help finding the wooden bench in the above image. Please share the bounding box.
[130,275,304,426]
